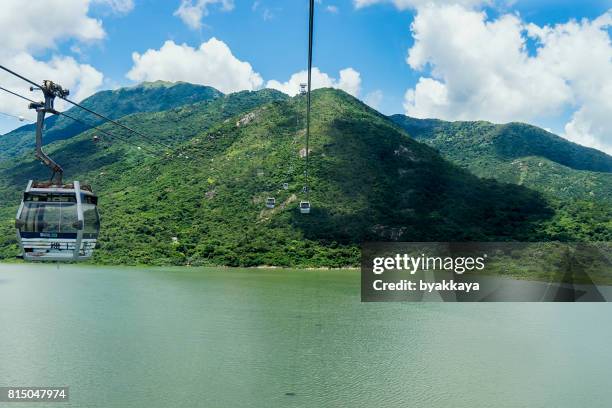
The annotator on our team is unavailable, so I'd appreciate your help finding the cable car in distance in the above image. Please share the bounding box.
[299,201,311,214]
[15,181,100,261]
[266,197,276,209]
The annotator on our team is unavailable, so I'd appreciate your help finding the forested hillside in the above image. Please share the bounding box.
[390,115,612,201]
[391,115,612,243]
[0,86,609,266]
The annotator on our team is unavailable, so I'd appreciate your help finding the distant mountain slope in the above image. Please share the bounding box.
[0,88,608,266]
[0,81,223,161]
[390,115,612,202]
[0,88,560,266]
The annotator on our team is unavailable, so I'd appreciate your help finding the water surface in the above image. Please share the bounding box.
[1,264,611,407]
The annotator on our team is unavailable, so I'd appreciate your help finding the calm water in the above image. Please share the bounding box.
[1,264,611,408]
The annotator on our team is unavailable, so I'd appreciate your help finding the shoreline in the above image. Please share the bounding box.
[0,262,360,271]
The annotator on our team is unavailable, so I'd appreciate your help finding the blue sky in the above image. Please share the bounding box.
[1,0,611,153]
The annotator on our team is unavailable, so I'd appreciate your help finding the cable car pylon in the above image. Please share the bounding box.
[29,80,67,184]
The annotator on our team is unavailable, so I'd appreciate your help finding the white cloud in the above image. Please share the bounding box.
[0,0,105,54]
[530,12,612,154]
[94,0,135,14]
[326,5,339,13]
[0,53,104,122]
[403,4,612,154]
[126,38,263,93]
[337,68,362,96]
[353,0,489,10]
[174,0,235,30]
[364,90,384,110]
[267,67,362,97]
[127,39,365,103]
[0,1,107,124]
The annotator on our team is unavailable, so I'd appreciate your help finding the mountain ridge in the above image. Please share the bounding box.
[390,114,612,203]
[0,85,609,265]
[0,88,577,265]
[390,115,612,173]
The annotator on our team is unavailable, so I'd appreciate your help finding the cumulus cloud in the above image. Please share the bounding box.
[530,12,612,154]
[126,38,263,93]
[0,0,105,53]
[94,0,135,14]
[337,68,362,96]
[127,38,365,103]
[0,1,108,124]
[267,67,362,97]
[403,5,612,154]
[0,53,104,122]
[353,0,489,10]
[174,0,235,30]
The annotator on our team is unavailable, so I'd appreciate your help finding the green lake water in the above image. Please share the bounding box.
[1,263,611,407]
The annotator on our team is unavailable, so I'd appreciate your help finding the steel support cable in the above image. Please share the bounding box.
[59,97,209,159]
[0,85,37,104]
[0,65,40,89]
[0,85,159,156]
[0,65,179,153]
[0,111,25,121]
[59,97,207,158]
[0,83,201,163]
[305,0,315,198]
[59,95,175,151]
[0,67,206,161]
[58,111,160,157]
[59,96,215,162]
[1,64,261,163]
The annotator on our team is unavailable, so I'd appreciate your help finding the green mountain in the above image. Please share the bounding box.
[0,87,582,266]
[390,115,612,202]
[390,115,612,243]
[0,86,609,266]
[0,81,222,161]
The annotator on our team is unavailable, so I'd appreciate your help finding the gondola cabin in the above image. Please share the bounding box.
[299,201,311,214]
[266,197,276,209]
[15,181,100,261]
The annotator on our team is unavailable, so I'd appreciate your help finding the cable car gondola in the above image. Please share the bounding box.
[266,197,276,209]
[13,80,100,261]
[16,181,100,261]
[299,201,311,214]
